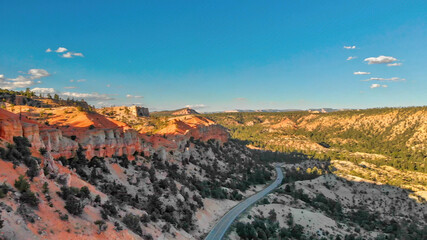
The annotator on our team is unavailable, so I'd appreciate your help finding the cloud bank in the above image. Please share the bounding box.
[0,69,50,89]
[30,88,114,101]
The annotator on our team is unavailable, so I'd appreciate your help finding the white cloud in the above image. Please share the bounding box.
[387,63,402,67]
[362,77,405,82]
[28,69,50,79]
[72,52,84,57]
[370,84,388,89]
[30,87,114,101]
[55,47,68,53]
[126,94,144,99]
[185,104,207,109]
[347,56,357,60]
[106,84,111,87]
[364,55,397,64]
[0,69,49,89]
[70,79,86,83]
[62,52,84,58]
[62,52,72,58]
[354,71,371,75]
[31,87,57,94]
[45,48,52,53]
[63,86,77,89]
[1,77,35,89]
[61,92,114,101]
[344,46,356,49]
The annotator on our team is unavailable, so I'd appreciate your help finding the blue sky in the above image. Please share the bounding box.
[0,0,426,112]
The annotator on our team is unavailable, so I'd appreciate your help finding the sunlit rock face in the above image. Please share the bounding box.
[1,108,229,162]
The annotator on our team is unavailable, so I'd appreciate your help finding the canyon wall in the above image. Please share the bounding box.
[0,108,228,161]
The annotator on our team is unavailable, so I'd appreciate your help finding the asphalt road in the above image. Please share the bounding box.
[204,165,284,240]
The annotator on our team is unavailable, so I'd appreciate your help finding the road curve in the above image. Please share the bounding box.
[204,165,284,240]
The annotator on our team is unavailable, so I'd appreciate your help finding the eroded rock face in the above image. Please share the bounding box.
[0,108,45,152]
[40,128,78,159]
[79,128,145,159]
[0,108,229,163]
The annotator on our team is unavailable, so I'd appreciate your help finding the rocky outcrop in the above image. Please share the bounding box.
[172,107,199,116]
[1,108,229,161]
[39,128,78,159]
[0,108,44,151]
[156,115,229,143]
[80,128,146,159]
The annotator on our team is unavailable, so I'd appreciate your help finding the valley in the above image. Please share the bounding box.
[0,91,426,240]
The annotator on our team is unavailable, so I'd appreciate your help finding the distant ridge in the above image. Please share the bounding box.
[221,109,303,113]
[212,108,344,113]
[152,107,199,116]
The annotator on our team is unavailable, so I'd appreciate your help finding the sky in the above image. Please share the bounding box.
[0,0,426,112]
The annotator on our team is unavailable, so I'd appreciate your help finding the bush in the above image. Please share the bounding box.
[59,213,69,221]
[0,182,11,198]
[42,182,49,194]
[65,195,84,215]
[26,159,40,181]
[14,175,30,192]
[95,220,107,232]
[101,201,118,219]
[79,186,91,200]
[123,213,142,236]
[39,148,47,155]
[20,191,40,208]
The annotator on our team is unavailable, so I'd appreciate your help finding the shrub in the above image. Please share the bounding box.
[42,182,49,194]
[59,213,69,221]
[0,182,11,198]
[79,186,91,200]
[65,195,84,215]
[101,201,118,219]
[95,220,107,232]
[123,213,142,236]
[20,191,40,208]
[26,159,40,181]
[39,148,47,155]
[14,175,30,192]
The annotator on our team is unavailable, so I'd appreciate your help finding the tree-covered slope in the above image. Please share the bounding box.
[205,106,427,173]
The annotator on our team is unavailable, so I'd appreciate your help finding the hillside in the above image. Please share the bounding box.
[206,107,427,173]
[151,108,199,116]
[228,161,427,240]
[0,106,274,239]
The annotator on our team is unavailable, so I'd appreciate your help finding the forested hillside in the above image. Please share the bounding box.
[205,107,427,173]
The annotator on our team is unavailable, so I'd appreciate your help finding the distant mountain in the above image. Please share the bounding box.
[222,109,303,113]
[152,107,199,116]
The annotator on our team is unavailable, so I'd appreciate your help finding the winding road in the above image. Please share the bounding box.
[204,165,284,240]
